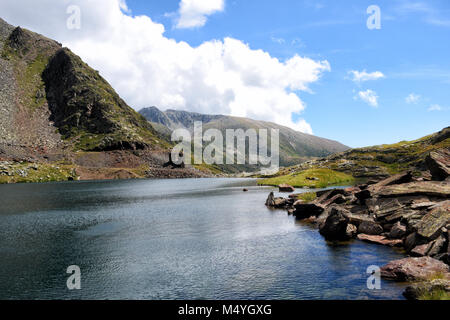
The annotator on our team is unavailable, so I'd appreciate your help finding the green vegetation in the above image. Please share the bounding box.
[418,289,450,300]
[0,162,77,184]
[296,192,317,202]
[258,168,355,188]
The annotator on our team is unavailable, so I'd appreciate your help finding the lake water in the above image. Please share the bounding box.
[0,178,407,300]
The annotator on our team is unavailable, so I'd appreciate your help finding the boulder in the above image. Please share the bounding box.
[411,243,432,257]
[388,222,407,239]
[415,201,450,240]
[265,192,287,208]
[319,206,350,241]
[357,221,384,235]
[293,202,325,219]
[427,235,448,257]
[403,279,450,300]
[425,149,450,181]
[279,184,295,193]
[357,234,403,247]
[381,257,450,282]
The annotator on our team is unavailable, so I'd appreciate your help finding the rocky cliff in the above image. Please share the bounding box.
[0,18,210,182]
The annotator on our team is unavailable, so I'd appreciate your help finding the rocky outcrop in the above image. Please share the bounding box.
[264,164,450,262]
[380,257,449,281]
[426,149,450,181]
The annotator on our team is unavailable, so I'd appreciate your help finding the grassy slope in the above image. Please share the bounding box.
[258,168,355,188]
[258,127,449,188]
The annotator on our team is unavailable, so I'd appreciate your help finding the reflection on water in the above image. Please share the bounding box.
[0,178,407,300]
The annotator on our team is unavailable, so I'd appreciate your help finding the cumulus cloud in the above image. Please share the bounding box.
[357,90,379,107]
[348,70,385,83]
[0,0,330,134]
[175,0,224,29]
[428,104,442,111]
[405,93,420,104]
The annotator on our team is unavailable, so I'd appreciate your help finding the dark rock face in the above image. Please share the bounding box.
[381,257,450,282]
[426,149,450,181]
[357,221,383,235]
[42,48,156,151]
[389,222,407,239]
[319,206,350,241]
[293,202,325,219]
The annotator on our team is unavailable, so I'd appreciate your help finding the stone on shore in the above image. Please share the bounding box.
[319,206,350,241]
[380,257,450,281]
[265,192,287,208]
[389,222,407,239]
[357,234,403,247]
[278,184,295,193]
[293,202,325,219]
[357,220,384,235]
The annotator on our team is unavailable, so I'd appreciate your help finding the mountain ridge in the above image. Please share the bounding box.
[139,106,350,171]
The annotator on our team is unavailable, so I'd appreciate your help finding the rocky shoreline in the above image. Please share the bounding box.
[265,149,450,300]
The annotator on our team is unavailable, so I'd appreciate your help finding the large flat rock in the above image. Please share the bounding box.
[381,257,450,281]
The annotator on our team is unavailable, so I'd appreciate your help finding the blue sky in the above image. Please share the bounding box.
[1,0,448,148]
[124,0,450,147]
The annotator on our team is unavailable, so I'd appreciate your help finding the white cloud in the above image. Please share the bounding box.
[358,90,379,107]
[0,0,330,134]
[348,70,385,83]
[428,104,442,111]
[405,93,420,104]
[175,0,224,29]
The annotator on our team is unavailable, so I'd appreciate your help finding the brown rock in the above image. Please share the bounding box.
[380,257,450,281]
[278,184,295,193]
[425,149,450,181]
[357,234,403,247]
[415,201,450,240]
[265,192,287,208]
[358,221,384,235]
[411,243,432,257]
[427,235,448,257]
[319,206,350,241]
[370,171,413,190]
[389,222,407,239]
